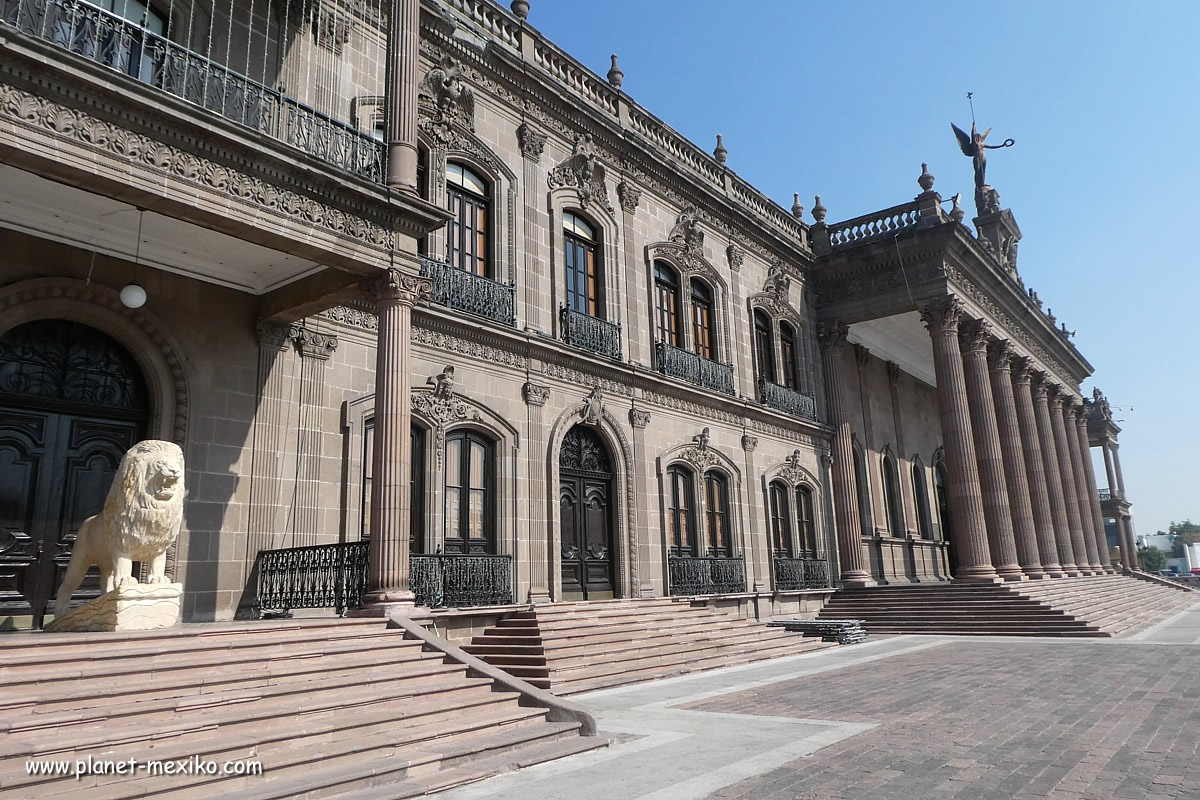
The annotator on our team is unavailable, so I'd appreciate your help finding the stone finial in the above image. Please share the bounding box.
[918,162,935,192]
[607,54,623,88]
[791,193,804,219]
[812,195,827,224]
[510,0,529,20]
[949,192,965,223]
[713,134,727,164]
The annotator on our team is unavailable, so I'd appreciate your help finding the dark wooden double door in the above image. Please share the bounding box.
[0,320,149,629]
[559,425,616,600]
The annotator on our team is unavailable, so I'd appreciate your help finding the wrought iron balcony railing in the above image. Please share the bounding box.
[758,377,818,421]
[655,341,735,395]
[667,554,747,596]
[253,543,512,614]
[772,556,831,591]
[1098,488,1113,501]
[1,0,385,182]
[560,306,622,361]
[410,553,513,609]
[420,257,516,326]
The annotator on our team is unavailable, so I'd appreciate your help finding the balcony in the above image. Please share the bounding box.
[655,341,735,395]
[758,377,818,421]
[772,557,831,591]
[667,555,747,596]
[252,543,513,614]
[420,257,516,326]
[2,0,384,182]
[1098,488,1112,501]
[560,307,622,361]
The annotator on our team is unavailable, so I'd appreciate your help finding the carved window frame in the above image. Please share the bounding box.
[549,191,622,330]
[747,292,811,394]
[644,244,733,370]
[911,453,935,540]
[657,440,746,565]
[880,445,906,539]
[761,453,828,565]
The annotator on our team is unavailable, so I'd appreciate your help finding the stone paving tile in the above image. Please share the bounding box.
[687,639,1200,800]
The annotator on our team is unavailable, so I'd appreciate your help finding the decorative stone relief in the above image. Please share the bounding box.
[668,206,705,255]
[629,408,651,428]
[413,326,529,369]
[775,449,810,486]
[764,260,791,299]
[741,434,758,452]
[886,361,901,384]
[817,321,850,350]
[418,55,476,133]
[547,133,613,213]
[617,180,641,214]
[428,365,456,398]
[256,319,301,350]
[919,295,966,335]
[679,427,719,470]
[523,382,550,406]
[321,305,379,332]
[543,361,632,396]
[580,387,605,425]
[294,327,339,360]
[854,343,870,367]
[726,244,744,273]
[412,368,483,467]
[516,122,547,162]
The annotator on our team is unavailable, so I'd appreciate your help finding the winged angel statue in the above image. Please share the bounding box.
[951,121,1014,191]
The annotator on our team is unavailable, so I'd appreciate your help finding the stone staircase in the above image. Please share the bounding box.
[462,598,837,695]
[818,574,1195,637]
[0,618,605,799]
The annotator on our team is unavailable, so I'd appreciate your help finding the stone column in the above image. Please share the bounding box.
[1112,444,1128,499]
[1102,443,1119,499]
[740,434,767,592]
[959,320,1022,580]
[1049,387,1093,575]
[987,342,1044,578]
[1034,377,1079,575]
[818,322,872,586]
[1011,360,1063,577]
[629,407,654,597]
[523,382,551,602]
[293,327,338,548]
[386,0,421,191]
[517,123,548,334]
[1119,516,1137,571]
[1062,399,1103,574]
[918,297,997,581]
[357,269,430,613]
[1075,415,1112,571]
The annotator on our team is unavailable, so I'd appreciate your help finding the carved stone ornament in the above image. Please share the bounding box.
[523,382,550,407]
[764,260,791,299]
[741,434,758,452]
[919,296,966,336]
[668,206,705,255]
[516,121,547,162]
[726,243,744,273]
[1086,387,1113,422]
[1010,355,1034,384]
[580,386,605,425]
[547,134,613,213]
[256,319,301,350]
[294,327,338,361]
[418,55,475,132]
[320,305,378,332]
[987,339,1014,371]
[680,444,719,471]
[777,449,809,486]
[817,321,850,350]
[360,269,432,306]
[629,408,651,428]
[886,361,901,385]
[412,375,482,468]
[854,343,870,368]
[617,180,641,214]
[47,440,186,632]
[428,365,456,399]
[957,318,992,354]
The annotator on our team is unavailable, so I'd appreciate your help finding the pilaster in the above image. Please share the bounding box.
[523,381,551,602]
[293,326,338,548]
[629,406,655,597]
[1011,359,1063,577]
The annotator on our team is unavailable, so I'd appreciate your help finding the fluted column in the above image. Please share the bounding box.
[918,297,996,581]
[1102,443,1118,499]
[959,320,1022,580]
[1074,415,1112,571]
[1112,444,1128,499]
[386,0,420,191]
[1032,374,1079,575]
[358,269,430,612]
[1062,399,1104,573]
[819,322,872,586]
[524,382,552,602]
[1121,516,1138,572]
[1049,387,1093,575]
[1011,360,1063,576]
[987,342,1044,578]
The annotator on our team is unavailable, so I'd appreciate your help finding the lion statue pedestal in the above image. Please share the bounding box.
[44,440,187,634]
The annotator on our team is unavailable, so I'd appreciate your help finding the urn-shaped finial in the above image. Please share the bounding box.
[713,134,727,164]
[812,195,827,224]
[918,162,935,192]
[949,193,965,223]
[791,193,804,219]
[607,54,624,88]
[510,0,529,20]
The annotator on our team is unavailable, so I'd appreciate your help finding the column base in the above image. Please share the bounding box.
[1044,569,1067,578]
[1021,566,1047,579]
[839,570,877,588]
[953,565,1001,582]
[1064,569,1081,577]
[997,564,1027,581]
[528,587,552,604]
[347,588,418,617]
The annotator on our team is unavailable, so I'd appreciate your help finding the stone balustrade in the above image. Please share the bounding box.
[828,202,921,249]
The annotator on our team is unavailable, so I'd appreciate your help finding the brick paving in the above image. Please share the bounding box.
[688,638,1200,800]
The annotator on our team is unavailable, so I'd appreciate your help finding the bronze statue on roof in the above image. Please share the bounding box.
[951,121,1014,192]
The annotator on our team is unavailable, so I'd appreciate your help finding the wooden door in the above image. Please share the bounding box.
[558,425,616,601]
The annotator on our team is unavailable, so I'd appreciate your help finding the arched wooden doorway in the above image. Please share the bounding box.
[558,425,616,600]
[0,320,150,629]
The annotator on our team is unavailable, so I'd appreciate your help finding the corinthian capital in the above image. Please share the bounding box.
[919,295,965,336]
[957,318,992,355]
[360,268,431,306]
[987,339,1014,372]
[817,321,850,350]
[1010,355,1033,384]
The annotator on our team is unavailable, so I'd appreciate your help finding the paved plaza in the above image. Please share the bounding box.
[442,602,1200,800]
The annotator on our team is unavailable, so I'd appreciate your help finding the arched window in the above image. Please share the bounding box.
[882,451,905,537]
[768,481,793,557]
[796,485,817,556]
[410,424,426,553]
[780,322,799,390]
[690,279,716,361]
[705,472,732,557]
[853,441,873,537]
[666,465,696,556]
[912,461,933,540]
[754,309,776,384]
[564,212,602,317]
[653,262,682,347]
[934,461,952,543]
[446,163,490,276]
[444,430,494,553]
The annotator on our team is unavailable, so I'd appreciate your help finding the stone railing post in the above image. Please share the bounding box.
[918,297,997,581]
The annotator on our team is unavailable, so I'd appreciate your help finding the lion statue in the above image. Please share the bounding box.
[54,440,186,617]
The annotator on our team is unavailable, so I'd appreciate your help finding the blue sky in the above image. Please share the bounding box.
[529,1,1199,536]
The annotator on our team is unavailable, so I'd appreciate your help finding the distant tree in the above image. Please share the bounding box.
[1137,544,1167,572]
[1170,519,1200,544]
